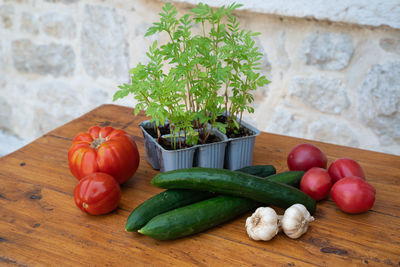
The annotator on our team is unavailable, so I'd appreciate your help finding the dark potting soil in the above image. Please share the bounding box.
[143,124,170,138]
[216,115,253,138]
[157,134,222,151]
[204,134,220,144]
[226,126,253,138]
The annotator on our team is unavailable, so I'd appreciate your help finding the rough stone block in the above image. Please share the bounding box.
[81,5,129,80]
[0,5,14,29]
[20,12,39,35]
[358,61,400,145]
[266,106,308,137]
[35,82,83,134]
[0,77,37,140]
[289,76,350,114]
[309,117,359,147]
[301,32,354,70]
[12,39,75,77]
[40,12,76,39]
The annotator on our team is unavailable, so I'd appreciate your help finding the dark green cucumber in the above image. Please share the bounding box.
[236,165,276,177]
[125,189,214,232]
[152,167,316,214]
[266,171,304,188]
[138,169,306,240]
[126,165,278,231]
[138,195,259,240]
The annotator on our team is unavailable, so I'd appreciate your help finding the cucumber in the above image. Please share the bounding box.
[138,195,259,240]
[126,165,278,231]
[139,169,307,240]
[151,167,316,214]
[236,165,276,177]
[266,171,304,188]
[125,189,214,232]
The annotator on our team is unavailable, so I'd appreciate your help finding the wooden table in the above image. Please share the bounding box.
[1,104,400,266]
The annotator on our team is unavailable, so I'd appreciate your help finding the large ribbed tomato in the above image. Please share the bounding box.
[68,126,140,184]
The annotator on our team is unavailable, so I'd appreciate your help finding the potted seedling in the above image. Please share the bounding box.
[114,2,269,171]
[221,19,270,169]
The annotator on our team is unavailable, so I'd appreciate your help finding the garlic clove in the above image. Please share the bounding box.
[281,204,314,239]
[246,207,280,241]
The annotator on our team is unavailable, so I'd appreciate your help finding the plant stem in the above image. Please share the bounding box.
[224,77,230,117]
[204,125,213,144]
[178,129,182,148]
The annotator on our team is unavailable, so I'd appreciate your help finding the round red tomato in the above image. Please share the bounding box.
[328,158,365,183]
[300,167,332,201]
[331,176,376,214]
[74,172,121,215]
[68,126,140,184]
[287,143,327,171]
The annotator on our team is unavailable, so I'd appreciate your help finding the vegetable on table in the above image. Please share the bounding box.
[68,125,140,184]
[246,207,280,241]
[328,158,365,183]
[267,171,304,188]
[246,204,314,241]
[287,143,327,171]
[138,195,259,240]
[280,204,314,239]
[126,165,282,232]
[300,167,332,201]
[74,172,121,215]
[331,176,376,214]
[125,189,215,232]
[236,165,276,178]
[151,167,316,214]
[135,168,306,240]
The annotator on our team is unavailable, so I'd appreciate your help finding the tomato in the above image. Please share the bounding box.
[328,158,365,183]
[68,126,140,184]
[331,176,376,214]
[300,167,332,201]
[74,172,121,215]
[287,143,327,171]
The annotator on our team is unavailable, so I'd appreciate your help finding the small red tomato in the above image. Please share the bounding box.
[74,172,121,215]
[331,176,376,214]
[68,126,140,184]
[300,167,332,201]
[328,158,365,183]
[287,143,327,171]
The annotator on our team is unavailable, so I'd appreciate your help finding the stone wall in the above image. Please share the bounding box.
[1,0,399,156]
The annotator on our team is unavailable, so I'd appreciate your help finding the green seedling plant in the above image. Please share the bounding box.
[222,11,270,134]
[114,2,270,149]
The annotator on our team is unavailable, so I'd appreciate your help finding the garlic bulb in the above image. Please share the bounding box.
[281,204,314,239]
[245,207,280,241]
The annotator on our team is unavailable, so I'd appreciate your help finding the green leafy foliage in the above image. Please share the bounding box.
[114,2,270,149]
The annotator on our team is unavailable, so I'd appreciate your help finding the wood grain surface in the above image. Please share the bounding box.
[1,104,399,267]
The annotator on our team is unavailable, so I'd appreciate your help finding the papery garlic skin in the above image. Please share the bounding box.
[246,207,280,241]
[281,204,314,239]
